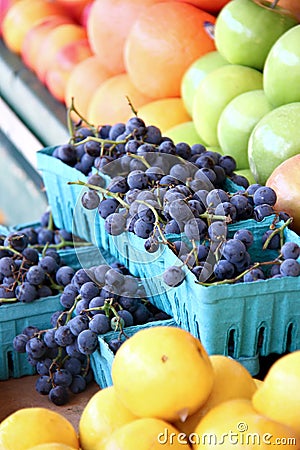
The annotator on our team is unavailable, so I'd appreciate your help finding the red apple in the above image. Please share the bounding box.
[266,154,300,234]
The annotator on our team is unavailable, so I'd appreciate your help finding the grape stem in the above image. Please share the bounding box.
[135,199,169,245]
[262,217,293,250]
[0,297,17,304]
[0,245,22,257]
[68,180,130,209]
[126,152,152,169]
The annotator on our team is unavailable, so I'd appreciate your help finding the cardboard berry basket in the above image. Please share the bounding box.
[93,214,300,376]
[90,318,178,389]
[0,295,63,380]
[36,146,242,245]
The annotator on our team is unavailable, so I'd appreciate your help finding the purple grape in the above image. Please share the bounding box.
[77,329,98,355]
[281,241,300,260]
[280,259,300,277]
[49,385,69,406]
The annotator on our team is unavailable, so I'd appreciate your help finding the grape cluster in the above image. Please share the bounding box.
[14,210,89,250]
[54,115,248,188]
[13,260,171,405]
[0,210,92,304]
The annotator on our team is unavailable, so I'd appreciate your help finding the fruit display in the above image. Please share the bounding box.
[1,0,300,445]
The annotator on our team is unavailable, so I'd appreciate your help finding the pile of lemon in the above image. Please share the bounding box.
[0,326,299,450]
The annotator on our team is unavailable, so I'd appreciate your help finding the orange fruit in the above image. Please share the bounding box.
[65,55,113,121]
[193,398,300,449]
[102,417,190,450]
[87,72,154,126]
[35,23,87,83]
[174,355,257,436]
[86,0,168,75]
[111,326,214,422]
[0,407,79,450]
[79,386,138,450]
[132,98,191,134]
[124,1,216,99]
[174,0,231,14]
[1,0,67,54]
[252,351,300,434]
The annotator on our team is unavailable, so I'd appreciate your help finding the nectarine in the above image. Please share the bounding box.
[35,23,87,83]
[21,15,75,72]
[266,154,300,234]
[45,38,93,103]
[65,56,113,121]
[1,0,67,54]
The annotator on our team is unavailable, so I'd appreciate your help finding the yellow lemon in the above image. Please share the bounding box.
[0,407,79,450]
[28,445,77,450]
[252,350,300,434]
[174,354,257,436]
[79,386,138,450]
[111,326,214,422]
[253,378,263,389]
[103,417,191,450]
[193,398,299,449]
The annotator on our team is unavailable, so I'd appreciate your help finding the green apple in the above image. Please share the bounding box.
[217,89,273,170]
[192,64,263,147]
[263,24,300,107]
[164,121,207,146]
[214,0,298,71]
[181,51,230,116]
[235,169,257,185]
[248,102,300,185]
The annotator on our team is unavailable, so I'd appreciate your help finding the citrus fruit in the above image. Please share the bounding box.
[28,445,77,450]
[193,398,299,449]
[65,55,113,121]
[87,0,167,75]
[111,326,214,422]
[132,98,191,134]
[252,350,300,434]
[0,407,79,450]
[87,73,154,126]
[79,385,138,450]
[102,417,189,450]
[174,355,257,436]
[124,1,216,99]
[164,121,207,146]
[1,0,66,54]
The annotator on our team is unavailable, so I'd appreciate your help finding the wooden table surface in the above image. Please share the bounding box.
[0,374,100,431]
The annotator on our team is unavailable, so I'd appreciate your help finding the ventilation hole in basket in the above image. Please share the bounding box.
[227,329,236,357]
[256,327,265,353]
[285,323,294,352]
[7,351,14,376]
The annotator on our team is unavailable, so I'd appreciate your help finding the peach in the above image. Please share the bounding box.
[65,55,113,121]
[35,23,87,83]
[1,0,67,54]
[45,38,93,103]
[54,0,92,24]
[0,0,19,37]
[21,15,75,72]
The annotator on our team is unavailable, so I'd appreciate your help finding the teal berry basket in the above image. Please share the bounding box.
[36,146,243,245]
[91,214,300,376]
[90,318,178,389]
[36,146,109,242]
[0,295,63,380]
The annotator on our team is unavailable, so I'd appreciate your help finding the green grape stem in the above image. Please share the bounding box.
[68,180,130,209]
[0,297,17,304]
[262,217,293,251]
[0,245,22,257]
